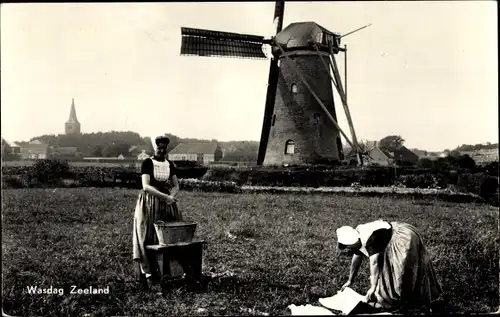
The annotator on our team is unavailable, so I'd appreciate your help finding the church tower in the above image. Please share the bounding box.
[65,98,81,135]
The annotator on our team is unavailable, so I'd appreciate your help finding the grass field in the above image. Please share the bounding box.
[2,188,498,316]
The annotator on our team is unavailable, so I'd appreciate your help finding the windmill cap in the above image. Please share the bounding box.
[336,226,360,246]
[275,22,341,49]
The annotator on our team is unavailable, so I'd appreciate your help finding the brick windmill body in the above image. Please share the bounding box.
[180,1,368,166]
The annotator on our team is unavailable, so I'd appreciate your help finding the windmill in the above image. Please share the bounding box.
[180,1,370,166]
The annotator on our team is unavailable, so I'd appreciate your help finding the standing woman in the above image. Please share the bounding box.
[336,219,443,313]
[133,136,183,287]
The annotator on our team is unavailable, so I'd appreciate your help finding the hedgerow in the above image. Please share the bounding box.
[2,159,498,206]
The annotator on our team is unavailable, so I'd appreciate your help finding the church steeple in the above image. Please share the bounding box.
[68,98,79,123]
[65,98,81,135]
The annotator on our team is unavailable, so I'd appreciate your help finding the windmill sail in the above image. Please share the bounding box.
[180,27,267,59]
[273,0,285,32]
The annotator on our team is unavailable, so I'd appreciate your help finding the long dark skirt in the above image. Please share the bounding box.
[373,222,443,311]
[132,190,183,278]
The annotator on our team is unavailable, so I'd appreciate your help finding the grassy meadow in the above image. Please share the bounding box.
[2,188,499,316]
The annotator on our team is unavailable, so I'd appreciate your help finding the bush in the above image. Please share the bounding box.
[176,167,208,179]
[480,161,499,177]
[2,162,498,206]
[396,174,438,188]
[203,166,398,187]
[1,175,27,189]
[171,160,201,168]
[418,158,434,169]
[1,165,34,176]
[440,154,477,171]
[456,173,483,195]
[30,159,72,185]
[480,176,499,206]
[179,178,240,193]
[73,166,118,187]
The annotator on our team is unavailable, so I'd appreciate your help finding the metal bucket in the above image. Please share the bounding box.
[154,221,197,245]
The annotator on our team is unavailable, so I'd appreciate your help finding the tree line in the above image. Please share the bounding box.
[10,131,259,161]
[8,132,496,163]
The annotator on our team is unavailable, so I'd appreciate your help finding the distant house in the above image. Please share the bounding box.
[168,143,223,165]
[20,143,51,160]
[129,145,151,157]
[383,145,419,166]
[137,150,150,161]
[346,140,392,166]
[51,146,78,159]
[364,147,392,166]
[1,138,21,156]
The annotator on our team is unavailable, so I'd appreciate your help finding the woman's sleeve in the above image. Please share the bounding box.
[141,158,153,176]
[365,229,392,256]
[168,160,178,177]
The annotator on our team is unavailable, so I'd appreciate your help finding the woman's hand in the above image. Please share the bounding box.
[164,195,177,204]
[340,280,352,292]
[365,287,376,302]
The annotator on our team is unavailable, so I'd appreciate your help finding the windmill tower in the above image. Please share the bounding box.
[180,1,367,166]
[65,98,81,135]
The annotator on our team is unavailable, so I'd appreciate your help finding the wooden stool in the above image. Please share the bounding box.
[145,240,206,284]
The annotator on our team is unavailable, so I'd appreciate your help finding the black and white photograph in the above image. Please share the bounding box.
[1,1,498,316]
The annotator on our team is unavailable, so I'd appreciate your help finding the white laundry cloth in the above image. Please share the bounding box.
[288,304,334,315]
[319,287,366,315]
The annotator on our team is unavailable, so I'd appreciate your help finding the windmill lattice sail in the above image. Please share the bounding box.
[180,27,268,59]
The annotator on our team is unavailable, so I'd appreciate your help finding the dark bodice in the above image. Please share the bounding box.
[354,222,393,257]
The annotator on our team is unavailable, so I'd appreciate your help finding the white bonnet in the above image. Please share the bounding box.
[336,226,360,246]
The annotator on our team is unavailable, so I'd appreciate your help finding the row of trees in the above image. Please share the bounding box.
[16,132,154,158]
[454,142,498,151]
[11,131,260,161]
[11,132,496,164]
[417,154,477,170]
[364,135,497,157]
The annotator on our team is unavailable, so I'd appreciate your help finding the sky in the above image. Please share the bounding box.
[1,1,497,151]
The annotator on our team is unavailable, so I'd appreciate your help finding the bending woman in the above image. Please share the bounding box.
[336,220,443,313]
[133,136,183,287]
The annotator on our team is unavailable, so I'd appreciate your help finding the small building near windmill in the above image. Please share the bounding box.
[168,143,223,165]
[363,141,393,166]
[382,145,420,166]
[345,140,392,166]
